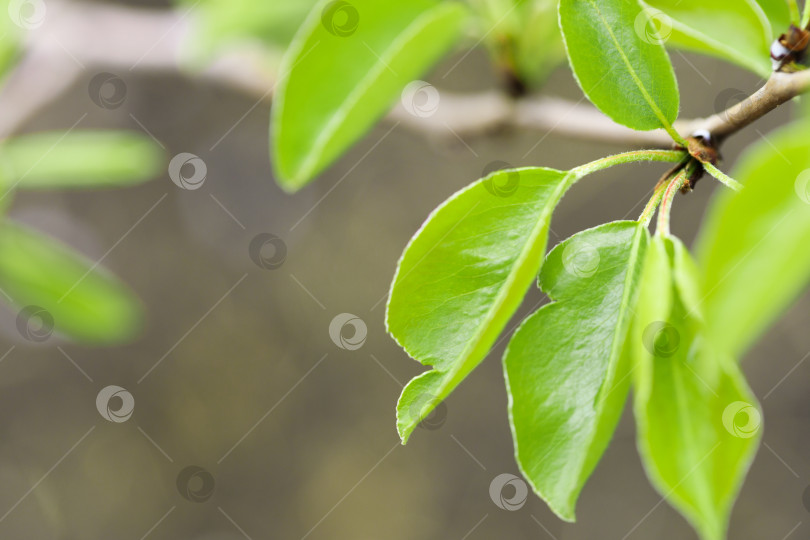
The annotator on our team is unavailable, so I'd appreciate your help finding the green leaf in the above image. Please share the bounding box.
[632,236,760,540]
[754,0,792,38]
[181,0,321,53]
[0,131,164,189]
[504,221,648,521]
[0,221,142,344]
[559,0,680,137]
[697,121,810,357]
[272,0,468,190]
[642,0,772,77]
[804,1,810,28]
[389,167,574,443]
[0,1,20,82]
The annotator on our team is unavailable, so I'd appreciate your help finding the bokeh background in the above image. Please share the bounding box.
[0,1,808,539]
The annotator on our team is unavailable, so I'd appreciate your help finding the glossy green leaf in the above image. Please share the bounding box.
[272,0,468,190]
[559,0,680,136]
[388,167,575,443]
[0,221,142,344]
[0,131,164,189]
[697,122,810,357]
[643,0,771,77]
[632,236,760,540]
[504,221,648,521]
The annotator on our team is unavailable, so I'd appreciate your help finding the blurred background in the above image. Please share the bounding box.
[0,0,808,539]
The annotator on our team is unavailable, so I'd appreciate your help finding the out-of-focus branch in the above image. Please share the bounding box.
[387,92,676,147]
[2,1,810,150]
[390,70,810,148]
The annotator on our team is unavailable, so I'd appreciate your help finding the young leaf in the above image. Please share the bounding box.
[632,236,760,540]
[559,0,680,137]
[466,0,565,87]
[388,167,575,443]
[643,0,772,77]
[697,121,810,357]
[272,0,468,191]
[514,0,566,86]
[0,131,164,189]
[0,221,143,344]
[504,221,648,521]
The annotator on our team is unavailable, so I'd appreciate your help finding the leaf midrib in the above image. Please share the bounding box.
[433,171,576,402]
[585,0,682,143]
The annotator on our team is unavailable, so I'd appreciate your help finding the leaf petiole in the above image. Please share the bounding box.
[656,167,689,237]
[570,149,687,178]
[638,179,670,227]
[704,162,744,191]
